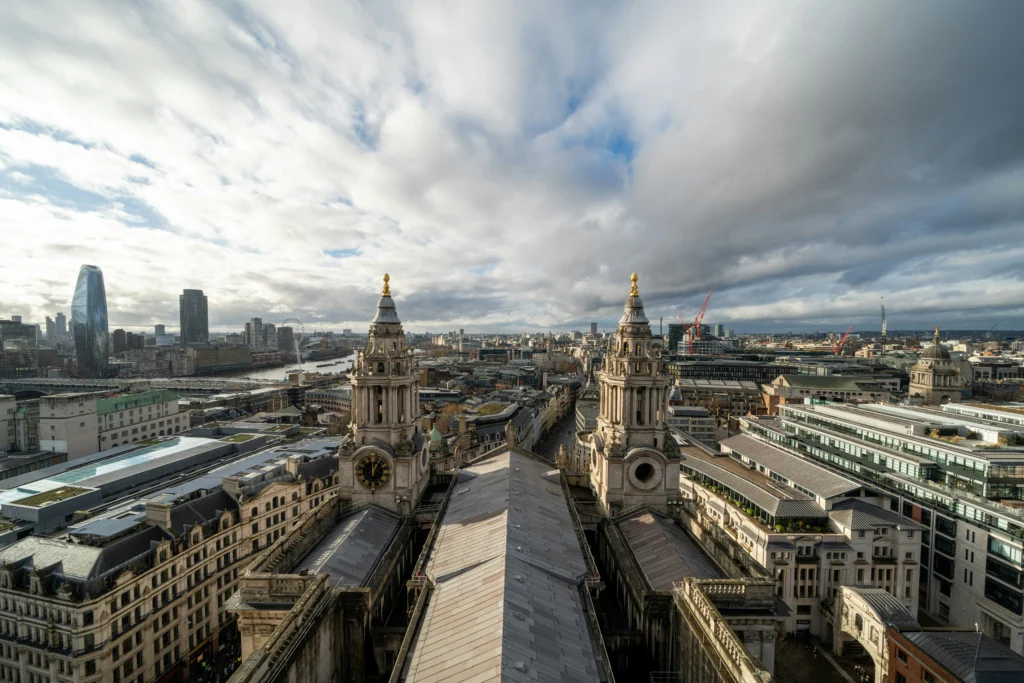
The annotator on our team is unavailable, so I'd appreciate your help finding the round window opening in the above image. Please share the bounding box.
[635,463,655,483]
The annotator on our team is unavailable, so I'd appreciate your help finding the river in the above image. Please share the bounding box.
[238,352,358,380]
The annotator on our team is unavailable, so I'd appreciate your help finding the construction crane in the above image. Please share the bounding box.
[832,326,853,355]
[880,297,887,357]
[688,290,713,354]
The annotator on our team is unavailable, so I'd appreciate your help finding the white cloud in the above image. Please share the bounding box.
[1,0,1022,333]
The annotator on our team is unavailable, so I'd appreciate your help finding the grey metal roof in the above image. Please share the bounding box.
[618,512,722,590]
[296,506,401,586]
[843,586,919,629]
[370,294,401,325]
[0,536,103,579]
[816,541,854,551]
[766,541,796,552]
[901,630,1024,683]
[720,434,861,499]
[402,450,601,683]
[776,375,891,391]
[619,294,649,325]
[168,489,238,536]
[679,450,828,519]
[69,517,139,539]
[829,499,926,531]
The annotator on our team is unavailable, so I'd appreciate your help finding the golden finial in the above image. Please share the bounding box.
[934,325,940,342]
[629,272,639,297]
[382,273,391,296]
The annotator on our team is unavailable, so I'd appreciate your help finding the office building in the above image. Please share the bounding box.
[55,312,67,335]
[667,322,687,351]
[0,437,340,683]
[277,326,294,357]
[0,319,38,378]
[244,317,262,348]
[743,402,1024,653]
[125,332,145,350]
[590,321,598,336]
[668,358,798,384]
[39,392,99,458]
[178,289,209,345]
[45,316,55,341]
[112,328,126,354]
[678,432,922,637]
[261,322,276,349]
[71,265,109,378]
[154,324,165,336]
[667,405,717,446]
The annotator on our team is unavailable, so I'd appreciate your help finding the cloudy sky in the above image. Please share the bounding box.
[2,1,1023,334]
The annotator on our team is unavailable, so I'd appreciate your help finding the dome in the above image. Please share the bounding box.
[922,326,950,360]
[429,426,443,442]
[618,273,650,326]
[370,273,402,325]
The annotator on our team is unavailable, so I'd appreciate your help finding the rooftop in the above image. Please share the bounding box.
[901,630,1024,683]
[295,507,400,585]
[618,511,722,590]
[719,434,861,499]
[676,438,828,519]
[829,499,926,532]
[11,485,91,507]
[97,389,179,415]
[844,586,919,630]
[400,449,602,683]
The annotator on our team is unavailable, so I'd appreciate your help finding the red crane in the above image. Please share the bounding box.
[687,290,713,354]
[832,326,853,355]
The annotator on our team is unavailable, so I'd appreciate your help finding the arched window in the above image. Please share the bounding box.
[251,507,258,517]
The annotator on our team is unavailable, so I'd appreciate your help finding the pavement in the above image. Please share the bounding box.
[775,636,854,683]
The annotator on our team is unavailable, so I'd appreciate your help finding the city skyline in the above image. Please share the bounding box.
[2,3,1024,333]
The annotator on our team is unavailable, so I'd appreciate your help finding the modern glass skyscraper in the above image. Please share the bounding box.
[179,289,209,344]
[71,265,109,378]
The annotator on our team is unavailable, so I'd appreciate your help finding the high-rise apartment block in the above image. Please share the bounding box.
[71,265,109,378]
[277,326,294,357]
[178,289,209,344]
[245,317,263,348]
[262,323,276,349]
[112,329,126,354]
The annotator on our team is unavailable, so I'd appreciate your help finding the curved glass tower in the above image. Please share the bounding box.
[71,265,109,377]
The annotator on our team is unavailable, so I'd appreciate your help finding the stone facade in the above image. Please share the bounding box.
[583,274,680,515]
[908,327,964,405]
[338,275,430,516]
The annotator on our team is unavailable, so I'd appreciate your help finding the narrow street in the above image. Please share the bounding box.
[535,405,577,462]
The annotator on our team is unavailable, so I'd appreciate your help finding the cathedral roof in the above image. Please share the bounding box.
[618,272,650,326]
[370,273,401,325]
[922,326,951,360]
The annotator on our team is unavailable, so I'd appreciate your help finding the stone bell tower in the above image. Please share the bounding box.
[588,273,680,514]
[338,274,429,514]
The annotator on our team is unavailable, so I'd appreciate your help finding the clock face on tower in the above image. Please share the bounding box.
[356,453,391,491]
